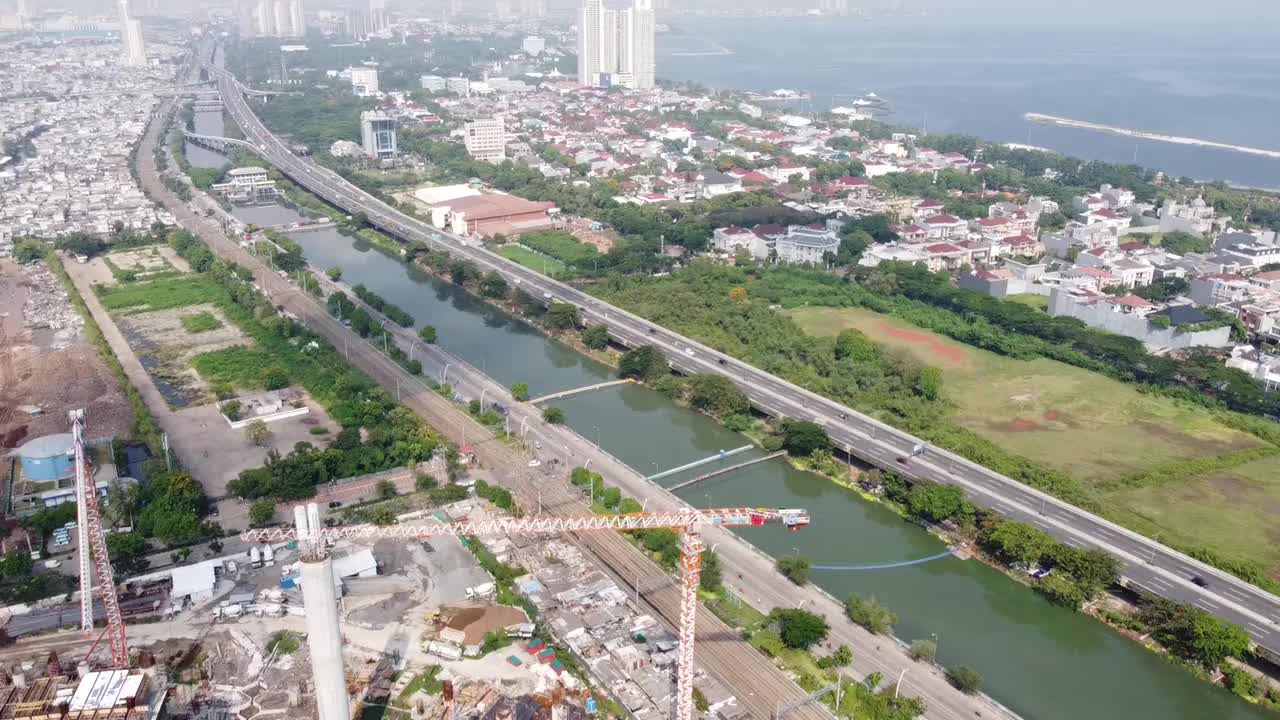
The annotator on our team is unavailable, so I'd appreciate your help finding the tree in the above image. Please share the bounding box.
[376,479,398,499]
[829,644,852,667]
[545,302,581,330]
[688,374,750,417]
[909,638,937,662]
[13,240,46,264]
[582,324,610,350]
[729,286,748,303]
[916,366,943,401]
[846,593,896,635]
[834,329,877,363]
[326,266,343,281]
[776,555,810,585]
[480,271,509,298]
[542,406,565,424]
[261,366,290,390]
[700,549,723,592]
[618,345,668,382]
[601,486,622,508]
[104,533,149,576]
[1049,546,1120,599]
[947,666,983,694]
[981,520,1054,566]
[511,382,530,401]
[415,473,438,491]
[770,608,829,649]
[1183,613,1251,668]
[419,325,437,343]
[907,484,971,524]
[779,419,831,456]
[245,419,272,447]
[249,498,277,526]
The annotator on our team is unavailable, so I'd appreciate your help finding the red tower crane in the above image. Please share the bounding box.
[70,409,128,668]
[244,504,810,720]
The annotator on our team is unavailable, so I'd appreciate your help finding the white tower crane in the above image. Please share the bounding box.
[70,409,128,668]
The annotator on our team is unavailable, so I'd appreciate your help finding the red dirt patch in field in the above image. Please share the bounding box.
[877,322,969,366]
[1006,418,1040,432]
[1043,409,1061,421]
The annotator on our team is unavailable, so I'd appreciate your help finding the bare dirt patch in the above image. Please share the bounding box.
[116,303,251,407]
[0,259,130,448]
[876,321,970,367]
[108,247,173,276]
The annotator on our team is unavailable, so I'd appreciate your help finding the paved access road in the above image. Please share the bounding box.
[210,65,1280,656]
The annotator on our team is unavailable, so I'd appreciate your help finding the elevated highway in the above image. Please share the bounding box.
[209,65,1280,658]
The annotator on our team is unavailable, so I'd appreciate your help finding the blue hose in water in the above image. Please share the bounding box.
[811,549,957,571]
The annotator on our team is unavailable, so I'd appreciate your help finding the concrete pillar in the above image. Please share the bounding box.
[300,556,350,720]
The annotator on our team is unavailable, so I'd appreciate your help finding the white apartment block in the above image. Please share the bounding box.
[349,66,379,96]
[522,36,546,56]
[464,118,506,162]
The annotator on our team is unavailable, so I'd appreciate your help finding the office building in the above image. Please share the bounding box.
[522,36,545,55]
[288,0,305,35]
[252,0,303,37]
[496,0,513,19]
[16,0,30,30]
[445,76,470,95]
[346,9,368,39]
[520,0,547,16]
[117,0,146,67]
[349,66,379,96]
[464,118,506,162]
[617,0,654,89]
[577,0,652,89]
[420,74,446,91]
[368,0,387,32]
[360,111,397,160]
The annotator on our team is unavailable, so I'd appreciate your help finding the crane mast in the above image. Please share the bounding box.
[70,409,128,668]
[245,503,808,720]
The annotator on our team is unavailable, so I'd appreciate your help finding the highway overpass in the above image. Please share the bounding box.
[207,65,1280,657]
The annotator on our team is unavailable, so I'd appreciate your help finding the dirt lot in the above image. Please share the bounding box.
[117,302,250,407]
[0,259,131,451]
[172,394,338,521]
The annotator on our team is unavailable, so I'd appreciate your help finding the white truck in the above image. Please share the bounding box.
[262,543,276,567]
[465,582,496,600]
[426,640,463,661]
[249,545,263,569]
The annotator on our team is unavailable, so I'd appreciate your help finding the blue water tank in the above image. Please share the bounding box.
[16,433,75,482]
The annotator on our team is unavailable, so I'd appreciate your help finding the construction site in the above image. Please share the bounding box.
[0,393,811,720]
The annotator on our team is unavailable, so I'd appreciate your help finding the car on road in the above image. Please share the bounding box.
[895,456,910,466]
[328,501,342,509]
[1192,575,1209,588]
[528,459,542,468]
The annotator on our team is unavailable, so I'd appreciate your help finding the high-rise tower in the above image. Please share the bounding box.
[118,0,146,66]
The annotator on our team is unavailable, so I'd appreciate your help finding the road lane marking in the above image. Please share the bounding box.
[1193,599,1219,612]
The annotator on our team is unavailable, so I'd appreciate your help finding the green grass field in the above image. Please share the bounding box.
[787,305,1280,571]
[496,245,569,278]
[180,311,223,334]
[1005,294,1049,311]
[97,275,225,313]
[788,306,1261,483]
[1107,455,1280,574]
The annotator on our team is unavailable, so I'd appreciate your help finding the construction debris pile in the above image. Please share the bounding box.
[19,261,82,348]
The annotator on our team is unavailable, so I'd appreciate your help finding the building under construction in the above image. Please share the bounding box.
[0,669,161,719]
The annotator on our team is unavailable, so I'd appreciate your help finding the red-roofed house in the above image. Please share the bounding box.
[914,199,945,221]
[974,217,1013,242]
[1102,294,1157,316]
[891,224,928,244]
[1002,234,1042,257]
[924,214,967,240]
[924,243,971,272]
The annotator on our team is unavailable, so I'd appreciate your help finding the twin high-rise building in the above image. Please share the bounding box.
[577,0,654,90]
[117,0,146,67]
[239,0,305,37]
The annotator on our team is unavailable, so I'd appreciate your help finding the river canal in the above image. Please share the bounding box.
[189,113,1265,716]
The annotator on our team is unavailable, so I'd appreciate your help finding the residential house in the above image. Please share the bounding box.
[913,199,945,221]
[775,225,840,264]
[923,214,967,241]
